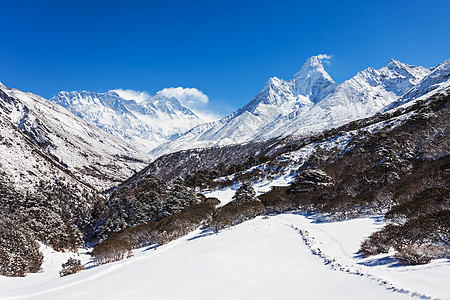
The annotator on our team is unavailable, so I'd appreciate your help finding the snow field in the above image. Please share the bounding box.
[1,214,436,300]
[2,213,449,299]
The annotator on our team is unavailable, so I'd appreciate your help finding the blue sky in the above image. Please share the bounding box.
[1,0,449,119]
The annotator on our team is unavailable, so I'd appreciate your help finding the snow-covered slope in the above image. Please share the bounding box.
[1,215,448,299]
[151,57,443,157]
[51,90,204,152]
[0,83,148,191]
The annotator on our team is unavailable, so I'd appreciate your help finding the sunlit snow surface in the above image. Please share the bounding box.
[1,215,448,299]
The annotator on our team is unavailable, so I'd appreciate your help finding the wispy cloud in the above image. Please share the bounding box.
[317,54,332,64]
[192,110,223,122]
[156,87,223,122]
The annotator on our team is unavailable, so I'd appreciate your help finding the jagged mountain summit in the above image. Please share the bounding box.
[292,55,337,102]
[0,83,148,191]
[150,56,447,157]
[50,90,204,152]
[242,55,337,122]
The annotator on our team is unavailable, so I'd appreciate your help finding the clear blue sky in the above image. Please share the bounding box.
[1,0,449,117]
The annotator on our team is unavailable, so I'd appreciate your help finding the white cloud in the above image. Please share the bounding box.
[156,87,209,106]
[113,87,223,122]
[111,89,151,103]
[156,87,224,122]
[317,54,332,64]
[317,54,332,60]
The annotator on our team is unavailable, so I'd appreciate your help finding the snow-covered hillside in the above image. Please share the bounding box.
[0,83,148,191]
[1,214,448,300]
[150,57,450,158]
[51,90,204,152]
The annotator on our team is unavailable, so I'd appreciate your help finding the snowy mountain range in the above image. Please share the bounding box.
[5,86,446,297]
[50,90,204,152]
[0,83,148,191]
[150,56,450,157]
[48,56,449,159]
[2,55,447,185]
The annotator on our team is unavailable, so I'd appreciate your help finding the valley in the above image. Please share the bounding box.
[0,55,449,299]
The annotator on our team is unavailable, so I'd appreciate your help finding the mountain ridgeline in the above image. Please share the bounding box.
[50,90,203,153]
[0,56,449,276]
[149,57,449,157]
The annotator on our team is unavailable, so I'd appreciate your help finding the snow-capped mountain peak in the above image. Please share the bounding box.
[384,58,432,86]
[385,58,409,71]
[249,77,295,107]
[293,55,331,80]
[244,55,336,115]
[293,55,336,102]
[142,94,198,118]
[387,58,450,109]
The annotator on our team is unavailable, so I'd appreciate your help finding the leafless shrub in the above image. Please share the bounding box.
[395,243,450,265]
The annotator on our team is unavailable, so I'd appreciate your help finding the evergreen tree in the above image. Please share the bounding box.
[232,183,257,205]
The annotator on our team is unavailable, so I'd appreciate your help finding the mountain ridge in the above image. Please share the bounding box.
[150,56,446,157]
[46,56,447,160]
